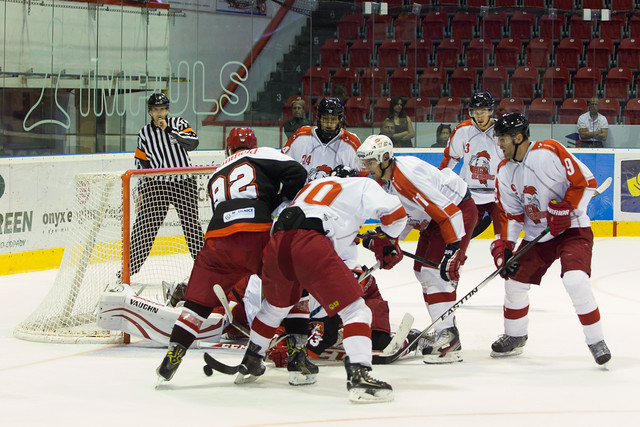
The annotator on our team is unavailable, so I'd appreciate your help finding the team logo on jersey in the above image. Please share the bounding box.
[308,164,333,181]
[308,321,325,347]
[523,185,545,223]
[468,150,494,185]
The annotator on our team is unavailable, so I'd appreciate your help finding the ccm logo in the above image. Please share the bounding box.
[328,301,340,310]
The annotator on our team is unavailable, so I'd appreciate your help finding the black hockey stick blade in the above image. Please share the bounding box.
[203,352,240,376]
[401,250,439,268]
[373,226,551,364]
[471,214,493,238]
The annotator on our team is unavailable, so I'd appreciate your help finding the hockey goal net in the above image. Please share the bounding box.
[14,166,218,344]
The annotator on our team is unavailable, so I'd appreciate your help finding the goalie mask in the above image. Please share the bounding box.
[330,165,358,178]
[316,97,344,141]
[226,127,257,155]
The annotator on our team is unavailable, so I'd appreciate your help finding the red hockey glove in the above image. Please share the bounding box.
[439,242,465,282]
[363,233,403,270]
[490,239,519,279]
[546,200,572,236]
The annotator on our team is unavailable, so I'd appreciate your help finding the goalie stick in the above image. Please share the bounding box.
[594,176,612,197]
[213,284,250,337]
[372,226,551,364]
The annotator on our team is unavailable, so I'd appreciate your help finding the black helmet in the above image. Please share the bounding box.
[494,112,530,138]
[469,92,495,110]
[330,164,358,178]
[316,97,344,140]
[148,93,170,109]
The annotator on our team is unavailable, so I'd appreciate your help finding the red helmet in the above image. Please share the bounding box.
[226,128,257,154]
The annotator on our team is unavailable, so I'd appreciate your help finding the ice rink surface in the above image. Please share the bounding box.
[2,238,639,426]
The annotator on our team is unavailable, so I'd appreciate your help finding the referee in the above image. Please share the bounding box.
[129,93,204,277]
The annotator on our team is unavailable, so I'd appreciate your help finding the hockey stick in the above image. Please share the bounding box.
[213,284,250,337]
[401,250,440,268]
[594,176,612,197]
[372,226,551,364]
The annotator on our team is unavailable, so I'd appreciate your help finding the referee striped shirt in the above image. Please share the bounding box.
[135,116,199,181]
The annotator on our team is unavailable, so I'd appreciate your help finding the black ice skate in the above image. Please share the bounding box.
[286,334,318,386]
[156,342,187,384]
[344,357,393,403]
[491,334,528,357]
[588,340,611,365]
[236,341,266,384]
[421,326,463,364]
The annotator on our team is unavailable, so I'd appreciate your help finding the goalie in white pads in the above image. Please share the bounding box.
[490,113,611,365]
[235,169,408,403]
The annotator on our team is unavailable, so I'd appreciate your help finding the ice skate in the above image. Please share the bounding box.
[286,334,318,386]
[422,326,463,364]
[235,341,266,384]
[344,357,393,403]
[490,334,528,357]
[156,342,187,384]
[588,340,611,365]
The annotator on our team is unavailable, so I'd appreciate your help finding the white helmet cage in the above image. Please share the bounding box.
[357,135,394,165]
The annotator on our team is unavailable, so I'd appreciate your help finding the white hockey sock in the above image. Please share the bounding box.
[503,280,531,337]
[338,298,372,366]
[417,267,456,331]
[562,270,605,345]
[250,300,293,355]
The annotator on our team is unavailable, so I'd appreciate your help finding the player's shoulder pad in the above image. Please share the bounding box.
[531,139,567,157]
[340,129,362,151]
[497,157,510,171]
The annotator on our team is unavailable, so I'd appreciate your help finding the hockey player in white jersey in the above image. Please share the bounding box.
[357,135,478,364]
[234,169,408,402]
[440,92,505,237]
[489,112,611,365]
[282,97,361,182]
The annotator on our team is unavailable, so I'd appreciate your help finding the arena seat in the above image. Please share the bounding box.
[422,10,449,42]
[320,38,347,68]
[338,14,364,41]
[451,12,477,41]
[495,38,522,69]
[302,66,331,97]
[617,38,640,69]
[349,39,375,68]
[432,97,462,122]
[527,98,557,124]
[477,11,507,41]
[359,66,387,98]
[377,38,403,69]
[332,67,359,97]
[558,98,588,124]
[479,66,507,98]
[526,38,553,69]
[511,66,540,100]
[406,39,433,69]
[573,67,602,99]
[418,66,446,99]
[498,97,525,115]
[623,98,640,124]
[404,97,430,122]
[449,67,477,98]
[542,66,570,99]
[365,14,393,41]
[466,38,493,69]
[599,98,620,124]
[604,67,633,100]
[436,38,463,69]
[556,38,583,71]
[373,97,392,123]
[586,38,614,71]
[344,96,371,127]
[389,67,417,98]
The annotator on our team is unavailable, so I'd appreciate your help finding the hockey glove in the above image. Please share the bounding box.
[439,241,465,282]
[546,200,572,237]
[490,239,519,279]
[363,233,403,270]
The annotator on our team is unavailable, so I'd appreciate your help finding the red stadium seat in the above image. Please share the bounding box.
[495,38,523,69]
[404,97,430,122]
[567,15,594,41]
[302,66,330,97]
[511,66,539,100]
[377,38,403,69]
[365,14,393,41]
[467,0,490,7]
[477,11,507,41]
[522,0,546,8]
[549,0,574,8]
[373,97,393,123]
[558,98,588,124]
[582,0,603,7]
[527,98,557,124]
[599,98,620,124]
[539,13,565,41]
[498,97,525,115]
[526,38,552,69]
[419,66,446,99]
[623,98,640,124]
[599,14,626,42]
[479,66,507,98]
[556,38,583,71]
[349,39,375,68]
[282,95,310,121]
[629,15,640,39]
[611,0,634,9]
[466,38,493,69]
[542,66,570,99]
[394,15,419,41]
[320,38,347,68]
[617,38,640,69]
[337,14,364,41]
[604,67,633,100]
[406,39,433,69]
[436,38,463,69]
[509,11,536,41]
[359,67,387,98]
[585,38,614,71]
[389,67,417,98]
[451,12,477,41]
[344,96,371,127]
[573,67,602,99]
[422,11,449,42]
[332,67,359,97]
[449,67,477,98]
[432,97,462,122]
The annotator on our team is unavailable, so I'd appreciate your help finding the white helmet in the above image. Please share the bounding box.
[357,135,394,165]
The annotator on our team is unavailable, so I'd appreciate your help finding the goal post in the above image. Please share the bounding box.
[14,166,218,344]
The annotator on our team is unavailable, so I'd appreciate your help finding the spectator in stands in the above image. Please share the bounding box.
[284,99,313,139]
[380,118,398,146]
[577,97,608,148]
[386,96,414,147]
[432,124,451,148]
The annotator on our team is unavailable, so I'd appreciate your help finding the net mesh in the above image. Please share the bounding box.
[14,167,217,343]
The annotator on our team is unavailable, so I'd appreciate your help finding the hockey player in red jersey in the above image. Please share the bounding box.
[156,128,307,383]
[490,112,611,365]
[234,169,408,403]
[440,92,505,237]
[357,135,478,364]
